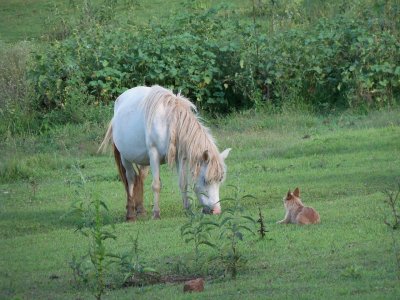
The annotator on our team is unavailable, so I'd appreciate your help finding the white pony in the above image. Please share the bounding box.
[99,85,231,221]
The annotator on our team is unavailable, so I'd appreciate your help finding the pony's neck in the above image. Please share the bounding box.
[167,101,224,183]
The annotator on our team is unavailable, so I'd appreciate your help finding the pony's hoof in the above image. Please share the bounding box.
[126,216,136,222]
[135,209,147,217]
[152,211,161,219]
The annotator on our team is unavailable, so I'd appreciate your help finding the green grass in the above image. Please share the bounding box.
[1,108,400,299]
[0,0,63,42]
[0,0,241,43]
[0,0,381,43]
[1,1,399,298]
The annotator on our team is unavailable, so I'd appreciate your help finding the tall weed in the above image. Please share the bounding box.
[0,41,37,135]
[383,183,400,280]
[67,164,116,299]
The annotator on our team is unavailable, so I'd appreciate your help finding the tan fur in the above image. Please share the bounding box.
[113,144,148,221]
[277,187,320,225]
[141,85,225,183]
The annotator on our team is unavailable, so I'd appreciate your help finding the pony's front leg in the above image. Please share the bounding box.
[149,148,162,219]
[177,158,189,210]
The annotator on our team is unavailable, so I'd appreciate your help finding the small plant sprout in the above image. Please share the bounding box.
[257,207,268,239]
[341,265,362,279]
[383,183,400,230]
[383,182,400,280]
[110,233,159,286]
[28,177,39,201]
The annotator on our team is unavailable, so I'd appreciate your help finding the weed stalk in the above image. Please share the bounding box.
[383,183,400,280]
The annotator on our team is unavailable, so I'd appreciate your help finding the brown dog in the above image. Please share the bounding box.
[277,187,320,225]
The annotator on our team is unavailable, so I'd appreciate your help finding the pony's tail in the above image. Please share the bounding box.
[98,121,113,153]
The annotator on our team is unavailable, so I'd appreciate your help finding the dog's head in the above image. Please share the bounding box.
[283,187,300,203]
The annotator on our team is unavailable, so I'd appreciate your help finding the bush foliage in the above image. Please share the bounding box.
[237,16,400,111]
[2,0,400,132]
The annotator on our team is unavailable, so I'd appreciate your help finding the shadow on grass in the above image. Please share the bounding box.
[0,208,127,239]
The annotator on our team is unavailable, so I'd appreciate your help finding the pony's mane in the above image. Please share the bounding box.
[142,85,225,183]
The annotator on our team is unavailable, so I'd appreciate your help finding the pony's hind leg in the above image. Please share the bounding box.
[133,165,149,216]
[122,160,138,222]
[113,144,136,222]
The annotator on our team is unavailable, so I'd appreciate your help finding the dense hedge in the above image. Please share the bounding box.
[237,17,400,111]
[29,9,241,120]
[28,6,399,125]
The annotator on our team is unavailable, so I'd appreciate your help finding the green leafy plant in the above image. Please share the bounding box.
[69,195,116,300]
[111,233,159,286]
[214,187,257,279]
[69,254,93,286]
[181,203,219,268]
[67,164,116,300]
[180,188,258,279]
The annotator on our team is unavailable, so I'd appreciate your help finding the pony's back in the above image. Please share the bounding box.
[114,86,151,115]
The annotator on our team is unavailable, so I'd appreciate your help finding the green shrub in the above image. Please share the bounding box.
[25,1,400,128]
[237,16,400,111]
[28,8,244,122]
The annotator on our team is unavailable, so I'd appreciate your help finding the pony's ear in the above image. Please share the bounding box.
[202,150,210,163]
[286,189,292,199]
[293,187,300,197]
[220,148,231,160]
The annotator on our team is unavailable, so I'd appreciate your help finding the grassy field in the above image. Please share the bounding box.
[1,0,400,299]
[0,0,242,43]
[1,108,400,299]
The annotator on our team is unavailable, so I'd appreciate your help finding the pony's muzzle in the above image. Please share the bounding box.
[212,204,221,215]
[202,206,213,214]
[202,204,221,215]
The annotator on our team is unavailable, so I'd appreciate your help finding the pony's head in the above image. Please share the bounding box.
[194,148,231,214]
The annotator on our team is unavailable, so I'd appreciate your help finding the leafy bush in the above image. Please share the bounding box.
[214,188,256,279]
[25,1,400,128]
[181,207,219,267]
[237,16,400,111]
[180,187,257,278]
[29,8,242,124]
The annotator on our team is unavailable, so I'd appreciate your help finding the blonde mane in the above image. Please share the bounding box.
[142,85,225,183]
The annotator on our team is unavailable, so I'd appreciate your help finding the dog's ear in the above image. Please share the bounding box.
[286,189,292,200]
[293,187,300,197]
